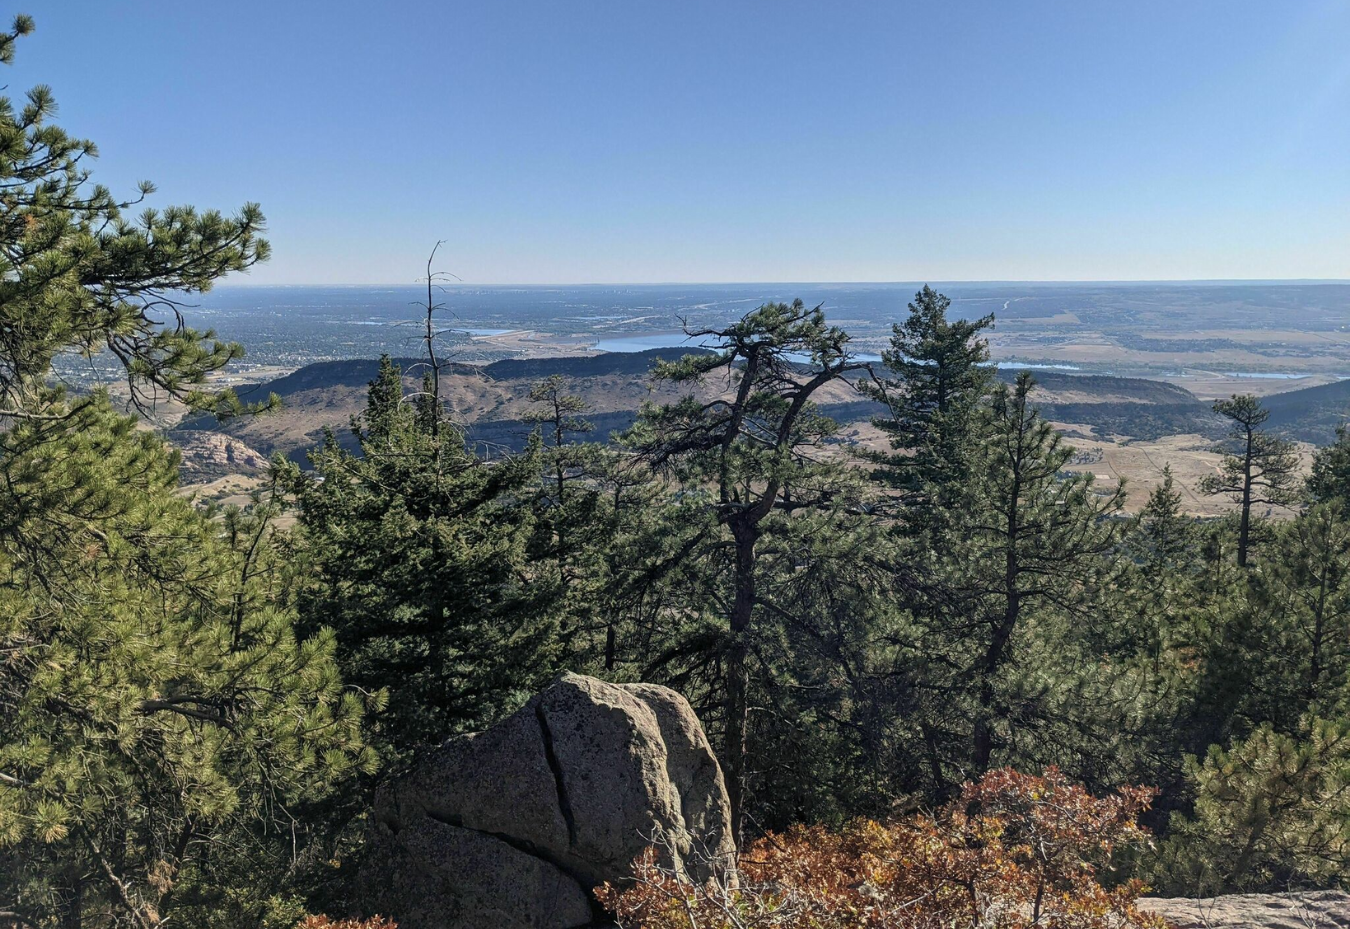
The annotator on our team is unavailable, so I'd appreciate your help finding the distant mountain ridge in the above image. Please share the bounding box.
[1261,378,1350,444]
[173,351,1247,467]
[234,349,712,403]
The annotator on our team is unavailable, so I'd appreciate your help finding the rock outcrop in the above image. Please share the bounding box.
[172,432,268,479]
[1141,891,1350,929]
[361,673,735,929]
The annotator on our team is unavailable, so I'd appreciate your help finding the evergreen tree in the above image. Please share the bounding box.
[286,357,563,765]
[584,451,706,676]
[933,372,1125,775]
[1197,505,1350,742]
[1152,718,1350,894]
[1130,465,1199,582]
[0,18,365,927]
[520,374,629,670]
[863,285,993,521]
[1201,394,1301,567]
[622,299,870,841]
[1259,507,1350,719]
[1307,423,1350,510]
[736,505,912,826]
[523,374,596,492]
[522,374,598,577]
[0,405,373,929]
[0,16,269,424]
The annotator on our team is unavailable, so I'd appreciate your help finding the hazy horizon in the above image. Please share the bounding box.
[211,277,1350,289]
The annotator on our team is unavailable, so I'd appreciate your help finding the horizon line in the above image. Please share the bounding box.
[216,277,1350,288]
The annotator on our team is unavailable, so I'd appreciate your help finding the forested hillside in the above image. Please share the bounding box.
[7,15,1350,929]
[1263,378,1350,445]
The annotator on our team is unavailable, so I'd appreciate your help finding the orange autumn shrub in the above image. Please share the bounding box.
[297,918,397,929]
[597,767,1167,929]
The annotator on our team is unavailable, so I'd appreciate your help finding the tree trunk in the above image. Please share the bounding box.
[974,491,1021,774]
[1238,430,1254,567]
[1238,484,1252,567]
[724,521,757,848]
[60,868,81,929]
[972,609,1016,774]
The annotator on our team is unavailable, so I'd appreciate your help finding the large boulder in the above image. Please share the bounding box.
[361,673,735,929]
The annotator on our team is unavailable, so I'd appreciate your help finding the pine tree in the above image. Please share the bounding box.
[0,15,269,424]
[0,405,373,929]
[1151,718,1350,894]
[1307,423,1350,510]
[520,374,622,667]
[0,18,365,927]
[1262,507,1350,716]
[522,374,598,576]
[936,372,1125,775]
[286,357,564,765]
[1133,465,1196,574]
[584,451,702,676]
[1199,505,1350,739]
[622,299,870,841]
[863,286,993,523]
[1200,394,1301,567]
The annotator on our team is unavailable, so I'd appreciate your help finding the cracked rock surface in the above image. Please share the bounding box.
[360,673,735,929]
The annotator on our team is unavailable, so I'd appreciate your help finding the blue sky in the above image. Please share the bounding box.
[11,1,1350,284]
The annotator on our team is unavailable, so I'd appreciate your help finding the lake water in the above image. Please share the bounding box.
[592,333,715,354]
[999,361,1082,372]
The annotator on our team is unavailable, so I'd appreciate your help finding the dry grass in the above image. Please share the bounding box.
[844,421,1313,518]
[1054,427,1312,517]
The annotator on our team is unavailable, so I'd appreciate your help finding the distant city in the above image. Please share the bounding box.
[152,282,1350,389]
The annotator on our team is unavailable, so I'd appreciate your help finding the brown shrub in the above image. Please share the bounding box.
[297,917,397,929]
[597,767,1167,929]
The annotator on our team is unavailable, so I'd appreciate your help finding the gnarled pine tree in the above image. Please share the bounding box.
[623,299,871,842]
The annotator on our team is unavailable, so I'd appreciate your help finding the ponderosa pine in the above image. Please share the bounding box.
[0,17,368,928]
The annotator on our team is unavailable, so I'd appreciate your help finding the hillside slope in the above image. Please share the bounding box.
[175,353,1221,464]
[1261,378,1350,445]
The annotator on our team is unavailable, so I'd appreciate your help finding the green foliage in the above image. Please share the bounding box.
[1121,464,1202,660]
[862,284,994,517]
[522,374,602,581]
[0,17,362,928]
[0,401,372,929]
[1192,505,1350,746]
[10,22,1350,904]
[286,357,564,763]
[1307,423,1350,510]
[0,16,270,422]
[31,0,1350,911]
[1201,394,1301,567]
[622,300,874,836]
[899,372,1129,784]
[1133,465,1196,573]
[1152,719,1350,894]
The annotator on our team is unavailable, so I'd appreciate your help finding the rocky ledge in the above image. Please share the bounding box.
[1142,891,1350,929]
